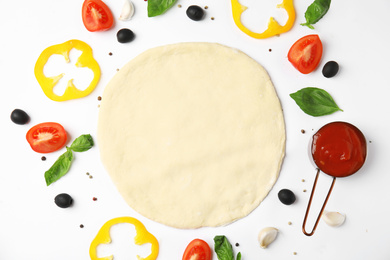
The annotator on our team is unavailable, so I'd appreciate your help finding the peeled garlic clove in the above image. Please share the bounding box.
[322,211,346,227]
[258,227,278,249]
[119,0,135,21]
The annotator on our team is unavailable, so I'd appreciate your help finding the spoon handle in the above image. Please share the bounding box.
[302,168,336,236]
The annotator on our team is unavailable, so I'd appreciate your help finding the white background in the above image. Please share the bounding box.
[1,0,390,259]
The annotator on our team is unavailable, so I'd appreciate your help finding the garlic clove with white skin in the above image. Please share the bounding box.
[322,211,346,227]
[258,227,278,249]
[119,0,135,21]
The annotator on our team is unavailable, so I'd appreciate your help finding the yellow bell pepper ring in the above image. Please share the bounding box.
[89,216,159,260]
[231,0,296,39]
[34,39,100,102]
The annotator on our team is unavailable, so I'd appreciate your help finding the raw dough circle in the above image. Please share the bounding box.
[97,43,285,229]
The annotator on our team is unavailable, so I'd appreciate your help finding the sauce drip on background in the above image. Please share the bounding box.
[311,122,367,177]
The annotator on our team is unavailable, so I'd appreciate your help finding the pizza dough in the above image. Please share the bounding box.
[97,43,285,229]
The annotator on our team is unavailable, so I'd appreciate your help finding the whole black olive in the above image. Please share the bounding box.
[10,109,30,125]
[186,5,204,21]
[278,189,296,205]
[117,28,135,43]
[322,61,339,78]
[54,193,73,208]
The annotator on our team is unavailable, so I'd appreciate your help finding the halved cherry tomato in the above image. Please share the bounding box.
[288,34,323,74]
[182,239,212,260]
[26,122,67,153]
[82,0,114,32]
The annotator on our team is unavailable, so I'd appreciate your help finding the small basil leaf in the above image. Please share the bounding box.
[44,148,73,186]
[214,235,234,260]
[290,87,342,117]
[70,134,94,152]
[236,252,242,260]
[301,0,331,29]
[147,0,177,17]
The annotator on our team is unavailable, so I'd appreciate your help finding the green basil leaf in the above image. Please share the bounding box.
[69,134,94,152]
[236,252,242,260]
[147,0,177,17]
[44,148,73,186]
[290,87,343,117]
[301,0,331,29]
[214,236,234,260]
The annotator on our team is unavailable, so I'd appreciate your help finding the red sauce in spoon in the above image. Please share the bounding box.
[311,122,367,177]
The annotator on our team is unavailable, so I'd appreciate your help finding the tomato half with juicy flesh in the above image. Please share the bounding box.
[26,122,67,153]
[288,34,323,74]
[182,239,211,260]
[82,0,114,32]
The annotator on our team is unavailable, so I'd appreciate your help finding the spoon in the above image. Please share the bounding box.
[302,121,367,236]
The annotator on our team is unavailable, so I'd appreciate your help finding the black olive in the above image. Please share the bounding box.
[54,193,73,208]
[322,61,339,78]
[117,28,135,43]
[186,5,205,21]
[10,109,30,125]
[278,189,296,205]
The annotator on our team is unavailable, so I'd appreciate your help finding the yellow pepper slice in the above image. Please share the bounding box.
[34,39,100,101]
[231,0,296,39]
[89,216,159,260]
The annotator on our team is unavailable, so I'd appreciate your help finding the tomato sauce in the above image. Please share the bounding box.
[311,122,367,177]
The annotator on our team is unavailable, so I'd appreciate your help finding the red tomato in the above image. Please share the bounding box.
[288,34,323,74]
[182,239,212,260]
[82,0,114,32]
[26,122,67,153]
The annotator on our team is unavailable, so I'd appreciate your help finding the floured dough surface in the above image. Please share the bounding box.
[97,43,285,228]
